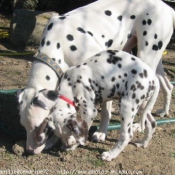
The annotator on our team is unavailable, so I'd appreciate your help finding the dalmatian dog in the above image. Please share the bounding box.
[34,50,160,161]
[18,0,174,154]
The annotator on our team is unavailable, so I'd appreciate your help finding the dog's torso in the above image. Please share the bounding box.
[58,50,158,111]
[39,0,174,69]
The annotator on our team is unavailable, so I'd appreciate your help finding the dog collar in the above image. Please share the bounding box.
[34,52,63,78]
[59,95,75,107]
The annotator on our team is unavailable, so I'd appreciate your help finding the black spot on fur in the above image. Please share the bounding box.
[152,45,158,51]
[104,10,112,16]
[67,34,74,41]
[131,69,137,74]
[154,34,158,39]
[41,37,45,47]
[158,41,163,50]
[116,83,120,89]
[131,85,136,91]
[124,73,127,77]
[132,93,136,99]
[136,99,139,104]
[46,41,50,46]
[57,43,60,49]
[147,19,152,25]
[95,53,101,57]
[102,35,105,38]
[67,103,70,108]
[46,75,50,80]
[131,57,135,61]
[77,27,86,33]
[118,64,122,68]
[144,42,148,47]
[70,45,77,51]
[111,77,115,82]
[143,31,147,36]
[144,70,148,78]
[107,50,117,55]
[139,73,144,78]
[58,59,61,64]
[87,31,93,36]
[141,95,145,100]
[117,15,123,21]
[128,128,131,133]
[48,23,53,30]
[52,58,55,61]
[130,15,136,19]
[105,39,113,47]
[142,20,146,25]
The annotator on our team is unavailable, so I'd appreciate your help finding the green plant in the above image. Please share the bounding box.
[170,152,175,158]
[172,129,175,138]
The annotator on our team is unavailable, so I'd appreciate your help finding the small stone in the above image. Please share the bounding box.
[12,140,25,156]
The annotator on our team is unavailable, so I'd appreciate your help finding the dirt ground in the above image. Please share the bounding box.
[0,14,175,175]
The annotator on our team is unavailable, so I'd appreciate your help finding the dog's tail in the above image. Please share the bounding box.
[141,76,160,131]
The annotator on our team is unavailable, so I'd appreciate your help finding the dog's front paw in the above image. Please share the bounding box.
[101,151,114,161]
[155,109,170,118]
[132,123,142,132]
[133,140,148,148]
[92,132,106,142]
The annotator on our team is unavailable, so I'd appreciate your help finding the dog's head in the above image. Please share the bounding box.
[30,90,89,150]
[17,88,58,154]
[62,114,88,146]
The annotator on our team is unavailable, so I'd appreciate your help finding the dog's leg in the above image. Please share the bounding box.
[101,100,135,161]
[92,101,112,142]
[122,35,137,53]
[133,112,157,148]
[132,101,147,132]
[155,61,173,117]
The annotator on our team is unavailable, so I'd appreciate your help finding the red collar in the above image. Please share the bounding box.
[59,95,75,107]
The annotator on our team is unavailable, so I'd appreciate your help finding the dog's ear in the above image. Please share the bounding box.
[65,115,88,145]
[34,118,53,146]
[16,88,25,105]
[32,90,58,110]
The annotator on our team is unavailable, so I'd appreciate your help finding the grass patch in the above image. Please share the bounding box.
[170,152,175,158]
[172,129,175,138]
[89,158,105,167]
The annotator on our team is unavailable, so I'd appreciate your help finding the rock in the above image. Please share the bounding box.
[10,9,58,48]
[12,140,26,156]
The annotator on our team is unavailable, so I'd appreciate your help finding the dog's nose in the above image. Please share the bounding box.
[26,149,35,155]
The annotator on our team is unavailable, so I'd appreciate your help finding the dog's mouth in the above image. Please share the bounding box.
[32,96,47,109]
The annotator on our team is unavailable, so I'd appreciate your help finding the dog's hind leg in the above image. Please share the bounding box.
[133,112,157,148]
[155,60,173,117]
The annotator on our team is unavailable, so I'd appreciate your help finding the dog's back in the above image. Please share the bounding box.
[60,50,158,105]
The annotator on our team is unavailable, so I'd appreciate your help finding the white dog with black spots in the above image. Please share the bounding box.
[34,50,160,161]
